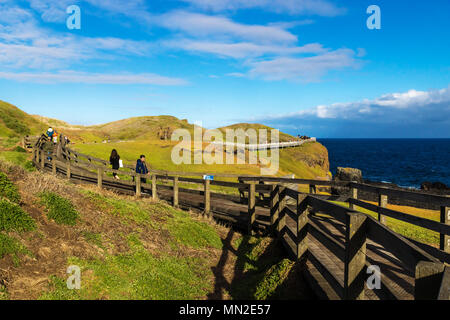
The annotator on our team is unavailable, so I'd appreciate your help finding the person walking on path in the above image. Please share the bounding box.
[135,155,149,184]
[46,127,54,140]
[110,149,121,180]
[52,131,59,144]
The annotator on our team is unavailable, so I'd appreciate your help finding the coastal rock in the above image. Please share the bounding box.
[421,181,450,192]
[334,167,363,182]
[331,167,363,195]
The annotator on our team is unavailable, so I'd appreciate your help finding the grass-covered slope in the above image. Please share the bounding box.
[218,123,296,143]
[0,100,46,139]
[92,116,194,140]
[0,160,314,300]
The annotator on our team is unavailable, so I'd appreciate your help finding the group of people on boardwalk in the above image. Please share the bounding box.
[46,127,59,144]
[109,149,149,182]
[46,127,70,145]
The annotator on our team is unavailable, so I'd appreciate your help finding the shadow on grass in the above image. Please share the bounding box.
[207,229,316,300]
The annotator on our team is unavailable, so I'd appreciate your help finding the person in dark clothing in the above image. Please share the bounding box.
[136,154,148,183]
[110,149,121,180]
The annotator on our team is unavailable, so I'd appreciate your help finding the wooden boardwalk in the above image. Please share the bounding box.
[30,134,450,300]
[296,215,414,300]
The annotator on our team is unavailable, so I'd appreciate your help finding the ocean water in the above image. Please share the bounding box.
[317,139,450,189]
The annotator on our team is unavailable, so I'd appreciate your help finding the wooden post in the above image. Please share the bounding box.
[349,187,358,210]
[204,179,211,216]
[52,156,57,175]
[135,174,141,197]
[343,212,367,300]
[41,150,45,169]
[173,176,179,208]
[238,178,245,204]
[438,267,450,300]
[97,168,103,189]
[378,194,388,225]
[309,184,316,194]
[277,187,286,236]
[270,184,280,234]
[56,142,62,160]
[415,261,445,300]
[248,183,256,235]
[296,194,308,261]
[152,175,157,200]
[440,206,450,253]
[66,162,71,179]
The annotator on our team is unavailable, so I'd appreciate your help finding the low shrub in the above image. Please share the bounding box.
[0,112,30,136]
[0,172,20,203]
[0,232,30,266]
[24,161,35,172]
[0,199,36,232]
[13,146,26,153]
[38,192,79,225]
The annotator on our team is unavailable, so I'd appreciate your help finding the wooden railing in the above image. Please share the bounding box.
[268,186,449,300]
[22,135,41,149]
[240,175,450,263]
[29,134,449,300]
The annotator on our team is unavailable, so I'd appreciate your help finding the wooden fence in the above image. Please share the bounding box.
[22,135,41,149]
[31,134,449,300]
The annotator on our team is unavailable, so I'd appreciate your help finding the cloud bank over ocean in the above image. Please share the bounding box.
[254,86,450,138]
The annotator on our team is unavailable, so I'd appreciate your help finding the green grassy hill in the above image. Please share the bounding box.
[218,123,295,143]
[0,100,46,142]
[0,99,331,180]
[92,116,193,140]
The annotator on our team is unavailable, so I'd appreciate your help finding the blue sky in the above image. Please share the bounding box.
[0,0,449,137]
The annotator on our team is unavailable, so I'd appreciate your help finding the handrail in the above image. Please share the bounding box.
[350,182,450,207]
[349,198,450,235]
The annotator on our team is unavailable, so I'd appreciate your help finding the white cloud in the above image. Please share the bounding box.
[265,86,450,122]
[181,0,345,16]
[164,39,326,59]
[0,2,359,84]
[0,4,184,85]
[152,11,360,82]
[0,7,153,69]
[0,71,187,85]
[0,5,32,24]
[28,0,74,22]
[27,0,150,23]
[156,11,297,44]
[247,48,360,81]
[84,0,145,13]
[226,72,245,77]
[251,86,450,137]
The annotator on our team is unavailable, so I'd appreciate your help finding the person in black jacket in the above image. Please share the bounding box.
[136,154,148,183]
[110,149,120,180]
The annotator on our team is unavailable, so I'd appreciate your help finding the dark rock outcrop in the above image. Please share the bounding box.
[334,167,363,183]
[331,167,363,195]
[421,181,449,192]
